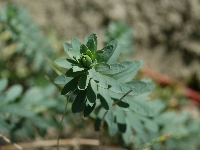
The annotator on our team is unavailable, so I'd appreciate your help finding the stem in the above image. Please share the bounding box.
[0,134,23,150]
[57,93,71,150]
[99,88,133,149]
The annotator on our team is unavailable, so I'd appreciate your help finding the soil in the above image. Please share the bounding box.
[0,0,200,86]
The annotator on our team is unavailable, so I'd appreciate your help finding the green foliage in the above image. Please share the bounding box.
[54,33,161,148]
[0,78,64,141]
[103,21,133,57]
[0,4,53,82]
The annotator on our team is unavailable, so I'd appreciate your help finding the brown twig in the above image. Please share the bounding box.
[0,134,23,150]
[0,138,100,150]
[99,88,133,149]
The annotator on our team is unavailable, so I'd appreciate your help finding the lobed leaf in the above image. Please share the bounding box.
[95,63,110,72]
[63,43,73,58]
[97,45,114,63]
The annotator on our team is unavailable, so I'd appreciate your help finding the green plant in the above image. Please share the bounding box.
[0,4,53,82]
[103,21,133,57]
[0,78,66,141]
[54,33,163,149]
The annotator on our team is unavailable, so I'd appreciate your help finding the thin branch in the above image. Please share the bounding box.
[99,88,133,149]
[0,134,23,150]
[57,92,71,150]
[0,138,100,150]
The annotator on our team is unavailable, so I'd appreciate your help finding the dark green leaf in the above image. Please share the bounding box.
[80,44,89,54]
[116,100,129,108]
[54,74,73,85]
[66,68,84,77]
[72,90,87,113]
[94,117,101,131]
[72,66,84,72]
[87,79,97,103]
[99,94,109,110]
[83,102,96,117]
[78,73,90,90]
[61,77,79,95]
[86,39,96,54]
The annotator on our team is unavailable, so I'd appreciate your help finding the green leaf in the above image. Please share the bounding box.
[72,66,84,72]
[80,44,89,54]
[103,76,123,93]
[86,79,97,103]
[83,102,96,117]
[0,78,8,92]
[63,43,72,58]
[87,33,97,48]
[129,100,154,117]
[78,73,90,90]
[95,63,110,72]
[94,117,101,131]
[105,108,114,127]
[61,77,79,95]
[98,86,112,110]
[107,40,121,64]
[0,104,35,117]
[54,58,72,69]
[91,70,108,88]
[112,61,142,82]
[97,45,114,63]
[86,39,96,54]
[5,84,23,102]
[54,74,73,85]
[72,90,87,113]
[71,37,82,54]
[66,68,84,77]
[100,63,127,75]
[115,107,126,132]
[116,100,129,108]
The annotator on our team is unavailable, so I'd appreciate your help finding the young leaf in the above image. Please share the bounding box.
[78,73,90,90]
[54,74,73,85]
[72,90,87,113]
[80,44,89,54]
[61,77,79,95]
[66,68,85,77]
[54,58,72,69]
[86,39,96,54]
[97,45,114,63]
[63,43,73,58]
[71,37,82,54]
[87,79,97,103]
[107,40,121,64]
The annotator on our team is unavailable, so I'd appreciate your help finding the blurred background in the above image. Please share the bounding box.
[0,0,200,149]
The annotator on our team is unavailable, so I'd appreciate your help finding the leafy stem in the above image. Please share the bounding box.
[99,88,133,149]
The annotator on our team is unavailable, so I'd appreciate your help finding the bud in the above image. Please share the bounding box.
[81,55,93,68]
